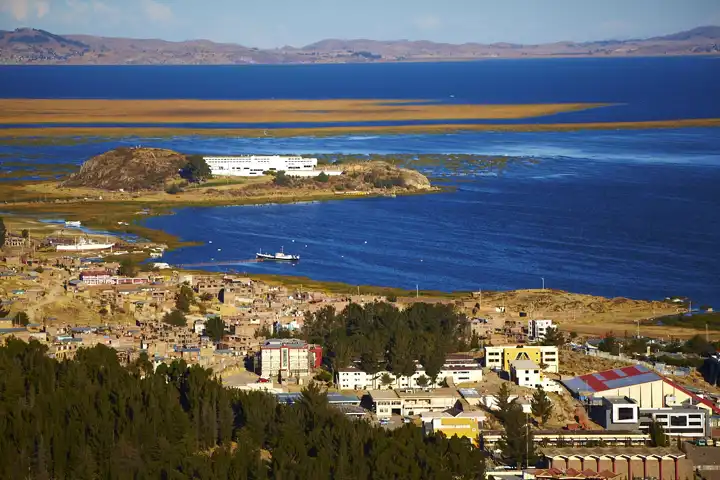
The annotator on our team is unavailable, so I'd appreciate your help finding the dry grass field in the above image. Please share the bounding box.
[0,99,604,124]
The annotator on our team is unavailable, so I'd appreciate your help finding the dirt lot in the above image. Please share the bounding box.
[464,289,712,339]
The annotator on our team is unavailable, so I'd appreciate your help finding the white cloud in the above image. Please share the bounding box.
[36,0,48,17]
[1,0,30,20]
[142,0,172,23]
[413,14,441,31]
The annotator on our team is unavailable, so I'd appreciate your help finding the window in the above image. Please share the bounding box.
[670,416,688,427]
[617,407,635,421]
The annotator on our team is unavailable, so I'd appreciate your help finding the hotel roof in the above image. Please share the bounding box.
[561,365,662,394]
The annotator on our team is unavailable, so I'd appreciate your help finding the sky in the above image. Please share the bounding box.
[1,0,719,48]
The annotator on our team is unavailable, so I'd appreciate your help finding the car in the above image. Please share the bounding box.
[258,378,270,383]
[402,417,412,424]
[379,418,390,425]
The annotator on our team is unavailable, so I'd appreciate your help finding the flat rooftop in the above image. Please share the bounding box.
[511,359,539,370]
[395,388,460,399]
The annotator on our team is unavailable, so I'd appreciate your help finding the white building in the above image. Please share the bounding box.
[370,388,460,418]
[528,319,555,341]
[203,155,319,177]
[511,359,542,388]
[336,356,482,391]
[259,339,322,379]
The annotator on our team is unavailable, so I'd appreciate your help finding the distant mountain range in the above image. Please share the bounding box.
[1,26,719,65]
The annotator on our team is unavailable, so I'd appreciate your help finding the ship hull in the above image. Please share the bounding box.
[256,253,299,261]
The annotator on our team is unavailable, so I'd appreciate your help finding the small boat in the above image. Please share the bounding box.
[256,246,299,262]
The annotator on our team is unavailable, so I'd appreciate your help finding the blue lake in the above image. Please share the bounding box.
[1,59,719,305]
[1,57,719,123]
[134,129,720,306]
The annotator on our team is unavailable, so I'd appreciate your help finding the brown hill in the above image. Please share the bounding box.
[0,26,718,65]
[63,147,188,191]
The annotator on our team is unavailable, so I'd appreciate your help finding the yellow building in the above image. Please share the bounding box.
[484,345,559,373]
[426,417,481,446]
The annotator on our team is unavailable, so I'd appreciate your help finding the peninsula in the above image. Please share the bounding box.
[0,147,436,248]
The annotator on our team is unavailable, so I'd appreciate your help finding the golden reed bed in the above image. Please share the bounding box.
[0,118,719,138]
[0,98,603,124]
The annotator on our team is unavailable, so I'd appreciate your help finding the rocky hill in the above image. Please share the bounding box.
[0,26,718,65]
[343,162,432,190]
[63,147,188,191]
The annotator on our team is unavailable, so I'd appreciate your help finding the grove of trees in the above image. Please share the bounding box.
[301,302,469,381]
[0,339,486,479]
[181,155,213,183]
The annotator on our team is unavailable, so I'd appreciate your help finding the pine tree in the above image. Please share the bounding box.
[531,386,554,425]
[649,419,670,447]
[541,327,565,346]
[494,382,514,422]
[498,402,536,467]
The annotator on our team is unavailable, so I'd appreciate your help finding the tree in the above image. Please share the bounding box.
[569,331,578,341]
[470,332,480,350]
[380,373,395,388]
[13,312,30,326]
[163,309,187,327]
[493,382,514,422]
[200,292,215,302]
[165,184,182,194]
[649,419,670,447]
[176,285,194,313]
[204,316,226,342]
[315,172,329,183]
[181,155,212,183]
[118,258,138,278]
[498,402,536,467]
[273,171,291,187]
[598,333,620,355]
[416,375,430,388]
[0,216,6,248]
[684,334,714,356]
[314,369,332,383]
[21,229,29,239]
[531,386,553,425]
[541,327,565,347]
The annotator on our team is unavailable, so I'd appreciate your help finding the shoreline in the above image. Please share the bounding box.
[0,180,445,250]
[1,118,719,137]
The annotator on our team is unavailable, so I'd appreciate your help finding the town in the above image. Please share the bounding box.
[2,220,720,480]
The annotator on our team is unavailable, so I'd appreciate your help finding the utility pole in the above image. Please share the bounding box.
[525,412,530,469]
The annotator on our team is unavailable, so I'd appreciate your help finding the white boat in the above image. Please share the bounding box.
[256,247,299,262]
[57,237,115,252]
[64,221,82,227]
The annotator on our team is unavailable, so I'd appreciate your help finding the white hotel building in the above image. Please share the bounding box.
[203,155,341,177]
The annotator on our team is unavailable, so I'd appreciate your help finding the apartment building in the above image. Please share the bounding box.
[485,345,559,373]
[336,355,482,390]
[528,319,555,341]
[259,339,322,379]
[370,388,460,418]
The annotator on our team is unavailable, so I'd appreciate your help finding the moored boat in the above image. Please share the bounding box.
[256,247,299,261]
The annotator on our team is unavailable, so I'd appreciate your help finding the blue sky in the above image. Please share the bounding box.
[1,0,719,48]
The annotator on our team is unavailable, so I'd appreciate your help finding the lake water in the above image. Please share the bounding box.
[1,59,719,304]
[140,128,720,306]
[1,57,719,124]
